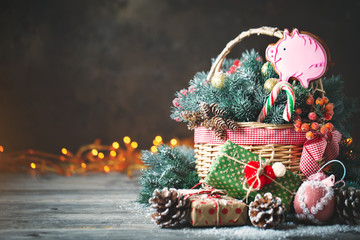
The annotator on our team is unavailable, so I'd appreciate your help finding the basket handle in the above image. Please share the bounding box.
[206,26,283,82]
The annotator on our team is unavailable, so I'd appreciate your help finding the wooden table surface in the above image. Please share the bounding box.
[1,172,360,240]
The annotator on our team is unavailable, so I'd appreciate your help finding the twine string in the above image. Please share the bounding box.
[218,150,294,203]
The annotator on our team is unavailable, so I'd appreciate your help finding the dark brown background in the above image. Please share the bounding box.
[0,0,359,153]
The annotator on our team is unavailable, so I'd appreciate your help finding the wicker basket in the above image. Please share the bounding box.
[194,27,325,182]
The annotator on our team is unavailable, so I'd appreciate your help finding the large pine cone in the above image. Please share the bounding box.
[149,188,190,228]
[335,187,360,225]
[249,192,285,229]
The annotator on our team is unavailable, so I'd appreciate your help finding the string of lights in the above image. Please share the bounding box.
[0,136,188,178]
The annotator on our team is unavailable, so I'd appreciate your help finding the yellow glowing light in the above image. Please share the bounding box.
[123,136,131,144]
[346,138,353,145]
[30,163,36,169]
[91,149,98,156]
[110,150,117,157]
[104,165,110,173]
[151,146,158,153]
[0,146,4,152]
[170,138,178,146]
[112,142,120,149]
[131,141,138,149]
[98,152,105,159]
[153,139,159,146]
[81,163,87,168]
[61,148,68,155]
[155,136,162,143]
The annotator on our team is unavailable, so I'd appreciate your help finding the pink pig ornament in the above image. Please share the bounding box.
[266,29,328,88]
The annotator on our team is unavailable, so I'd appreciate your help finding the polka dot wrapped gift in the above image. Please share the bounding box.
[188,193,247,227]
[205,140,302,211]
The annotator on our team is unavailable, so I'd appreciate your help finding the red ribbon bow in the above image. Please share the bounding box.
[299,130,341,178]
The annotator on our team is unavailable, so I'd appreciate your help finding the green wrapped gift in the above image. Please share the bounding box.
[205,140,302,211]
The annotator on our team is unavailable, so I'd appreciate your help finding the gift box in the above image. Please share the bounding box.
[205,140,302,211]
[188,193,247,227]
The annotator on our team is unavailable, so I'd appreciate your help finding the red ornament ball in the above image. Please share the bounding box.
[294,180,335,224]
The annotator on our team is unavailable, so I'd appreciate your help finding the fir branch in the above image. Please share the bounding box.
[138,145,199,204]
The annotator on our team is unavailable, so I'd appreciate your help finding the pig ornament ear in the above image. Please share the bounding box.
[265,28,328,89]
[283,29,290,40]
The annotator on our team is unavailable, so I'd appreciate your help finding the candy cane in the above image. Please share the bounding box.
[257,81,295,122]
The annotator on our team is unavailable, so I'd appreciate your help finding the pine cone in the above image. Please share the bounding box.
[180,111,197,122]
[335,187,360,225]
[214,128,226,140]
[210,103,225,116]
[249,193,285,229]
[199,102,211,119]
[202,119,214,129]
[149,188,190,228]
[212,116,227,130]
[225,118,238,130]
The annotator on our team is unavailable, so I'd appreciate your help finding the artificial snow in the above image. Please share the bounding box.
[182,224,360,239]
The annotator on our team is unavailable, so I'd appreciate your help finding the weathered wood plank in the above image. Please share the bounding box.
[0,173,360,240]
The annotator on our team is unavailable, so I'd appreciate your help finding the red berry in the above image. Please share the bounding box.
[230,66,236,74]
[306,131,315,140]
[294,115,302,121]
[324,113,333,121]
[264,165,275,185]
[295,108,302,115]
[294,120,302,128]
[316,97,324,106]
[325,103,334,111]
[311,122,320,131]
[295,127,302,133]
[325,123,334,131]
[322,97,329,104]
[301,123,310,132]
[233,59,240,67]
[306,95,314,105]
[308,112,318,121]
[320,125,329,135]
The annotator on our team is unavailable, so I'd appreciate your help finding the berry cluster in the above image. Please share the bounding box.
[294,94,335,140]
[226,59,242,74]
[226,57,263,75]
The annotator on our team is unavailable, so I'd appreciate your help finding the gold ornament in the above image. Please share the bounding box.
[264,78,280,92]
[211,72,226,89]
[261,61,273,77]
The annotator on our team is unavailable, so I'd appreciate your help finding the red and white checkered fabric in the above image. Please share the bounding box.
[194,127,306,145]
[300,130,342,177]
[194,127,341,178]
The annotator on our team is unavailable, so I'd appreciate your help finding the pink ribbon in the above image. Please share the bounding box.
[299,130,342,177]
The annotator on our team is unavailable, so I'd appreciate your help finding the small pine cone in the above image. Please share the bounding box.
[214,128,226,140]
[180,111,196,122]
[249,193,285,229]
[212,116,227,130]
[149,188,190,228]
[202,119,214,129]
[187,121,199,130]
[199,102,211,119]
[335,187,360,225]
[225,118,238,130]
[210,103,225,116]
